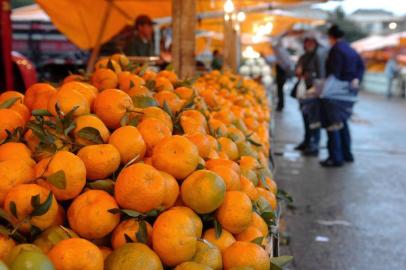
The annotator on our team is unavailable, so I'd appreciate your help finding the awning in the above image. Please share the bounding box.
[35,0,324,50]
[352,32,406,52]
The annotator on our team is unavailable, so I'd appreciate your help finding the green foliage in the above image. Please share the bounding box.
[323,7,367,42]
[131,96,159,108]
[87,179,115,195]
[77,127,104,144]
[11,0,34,9]
[0,97,20,109]
[31,192,53,217]
[136,220,148,244]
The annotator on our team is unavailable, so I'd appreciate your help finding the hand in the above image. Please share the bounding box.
[351,79,360,89]
[295,66,303,77]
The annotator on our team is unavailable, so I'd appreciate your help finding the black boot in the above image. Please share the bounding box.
[319,158,343,168]
[294,142,308,151]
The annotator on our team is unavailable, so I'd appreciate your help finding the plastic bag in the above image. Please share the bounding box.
[296,79,307,99]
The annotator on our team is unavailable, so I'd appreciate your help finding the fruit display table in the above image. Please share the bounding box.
[0,54,280,269]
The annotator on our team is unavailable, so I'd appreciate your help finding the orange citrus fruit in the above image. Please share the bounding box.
[256,188,277,211]
[48,238,104,270]
[91,68,118,90]
[118,71,145,92]
[137,118,172,155]
[170,206,203,238]
[115,163,165,213]
[108,125,146,164]
[93,89,133,129]
[250,212,268,237]
[73,114,110,145]
[202,228,236,253]
[222,241,270,270]
[77,144,121,180]
[152,135,200,180]
[142,106,173,132]
[0,109,25,140]
[47,87,90,117]
[216,191,252,234]
[181,170,226,214]
[192,239,222,270]
[111,219,153,249]
[67,190,120,239]
[217,137,239,161]
[0,159,35,204]
[174,262,212,270]
[161,171,180,209]
[24,83,57,110]
[209,165,241,191]
[35,151,86,201]
[152,208,197,266]
[4,183,58,233]
[105,243,163,270]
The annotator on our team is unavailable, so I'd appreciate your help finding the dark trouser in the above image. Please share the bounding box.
[341,121,353,160]
[276,65,287,110]
[302,112,320,149]
[327,120,353,163]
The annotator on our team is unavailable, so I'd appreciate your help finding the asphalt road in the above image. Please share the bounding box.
[273,92,406,270]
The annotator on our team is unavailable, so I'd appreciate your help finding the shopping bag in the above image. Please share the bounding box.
[295,79,307,99]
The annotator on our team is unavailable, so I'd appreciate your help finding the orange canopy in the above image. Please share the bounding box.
[36,0,323,49]
[36,0,172,49]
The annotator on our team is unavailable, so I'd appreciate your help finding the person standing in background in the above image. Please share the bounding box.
[123,15,155,57]
[320,25,365,167]
[211,50,223,70]
[272,33,294,112]
[384,53,399,98]
[294,35,327,156]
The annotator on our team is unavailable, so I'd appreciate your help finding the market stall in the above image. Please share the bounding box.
[0,1,328,269]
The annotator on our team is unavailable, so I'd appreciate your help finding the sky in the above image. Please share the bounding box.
[313,0,406,16]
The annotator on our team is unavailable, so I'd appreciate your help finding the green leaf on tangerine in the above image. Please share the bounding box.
[31,192,53,217]
[136,220,148,244]
[9,201,17,218]
[214,219,222,239]
[0,97,20,109]
[77,127,104,144]
[46,170,67,189]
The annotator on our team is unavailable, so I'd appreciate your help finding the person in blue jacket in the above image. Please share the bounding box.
[320,25,365,167]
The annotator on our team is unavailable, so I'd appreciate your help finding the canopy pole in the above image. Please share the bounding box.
[1,0,13,90]
[86,0,113,74]
[172,0,196,79]
[223,18,240,72]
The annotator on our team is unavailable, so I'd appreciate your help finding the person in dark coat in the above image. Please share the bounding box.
[101,15,155,57]
[320,25,365,167]
[211,50,223,70]
[294,35,327,156]
[123,15,156,57]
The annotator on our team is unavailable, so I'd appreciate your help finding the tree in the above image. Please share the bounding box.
[327,7,367,42]
[11,0,34,9]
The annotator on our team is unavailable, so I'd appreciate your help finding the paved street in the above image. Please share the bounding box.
[273,92,406,270]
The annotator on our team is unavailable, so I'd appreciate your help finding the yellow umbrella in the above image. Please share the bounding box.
[36,0,172,50]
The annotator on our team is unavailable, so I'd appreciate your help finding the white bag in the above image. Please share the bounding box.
[296,79,307,99]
